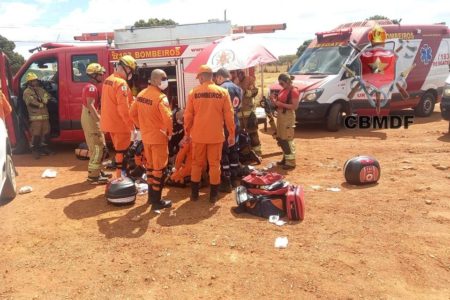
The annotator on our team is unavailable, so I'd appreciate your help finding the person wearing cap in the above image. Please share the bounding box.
[270,73,300,170]
[236,69,262,157]
[213,67,242,192]
[81,63,111,184]
[130,69,173,210]
[184,65,235,203]
[23,72,54,159]
[100,55,136,179]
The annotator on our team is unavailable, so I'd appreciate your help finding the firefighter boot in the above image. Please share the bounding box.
[219,176,232,193]
[209,184,219,203]
[147,187,154,204]
[190,181,200,201]
[151,189,172,210]
[31,136,41,160]
[276,157,286,166]
[39,135,54,156]
[87,175,109,185]
[101,171,113,179]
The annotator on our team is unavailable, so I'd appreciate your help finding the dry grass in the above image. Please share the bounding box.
[255,71,281,97]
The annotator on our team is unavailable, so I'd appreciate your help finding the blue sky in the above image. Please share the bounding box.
[1,0,449,59]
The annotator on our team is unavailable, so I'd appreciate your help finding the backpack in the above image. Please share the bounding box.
[241,171,289,196]
[235,186,286,218]
[235,171,305,221]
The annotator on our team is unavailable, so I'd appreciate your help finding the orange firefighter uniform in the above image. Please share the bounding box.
[184,80,235,187]
[130,85,173,206]
[0,91,12,121]
[169,141,192,184]
[100,72,134,177]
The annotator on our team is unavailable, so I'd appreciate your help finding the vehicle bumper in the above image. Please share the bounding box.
[440,96,450,120]
[296,102,330,123]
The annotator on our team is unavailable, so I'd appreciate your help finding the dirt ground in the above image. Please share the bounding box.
[1,108,450,299]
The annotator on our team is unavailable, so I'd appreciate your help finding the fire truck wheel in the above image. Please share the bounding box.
[414,92,435,117]
[326,102,343,132]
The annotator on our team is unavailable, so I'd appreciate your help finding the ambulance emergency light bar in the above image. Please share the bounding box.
[315,28,352,41]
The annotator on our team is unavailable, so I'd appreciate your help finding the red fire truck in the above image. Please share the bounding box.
[4,21,284,153]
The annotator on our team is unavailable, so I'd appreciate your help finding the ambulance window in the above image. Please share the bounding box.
[71,54,98,82]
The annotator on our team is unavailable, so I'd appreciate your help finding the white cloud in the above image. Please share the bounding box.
[0,2,44,27]
[1,0,450,60]
[35,0,68,4]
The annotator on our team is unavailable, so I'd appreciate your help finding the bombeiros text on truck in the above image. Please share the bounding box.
[6,21,285,153]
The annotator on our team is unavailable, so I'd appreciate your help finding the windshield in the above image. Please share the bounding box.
[289,46,351,75]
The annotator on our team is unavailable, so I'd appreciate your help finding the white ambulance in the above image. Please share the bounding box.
[269,20,450,131]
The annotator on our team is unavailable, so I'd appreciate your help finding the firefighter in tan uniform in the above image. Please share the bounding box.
[81,63,110,184]
[270,73,300,170]
[237,70,261,157]
[184,65,235,203]
[23,72,53,159]
[100,55,136,178]
[130,69,173,210]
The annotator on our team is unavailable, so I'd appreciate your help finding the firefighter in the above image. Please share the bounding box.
[184,65,235,203]
[0,89,12,121]
[237,69,261,157]
[213,67,242,192]
[81,63,110,184]
[270,73,300,170]
[130,69,172,210]
[167,139,192,187]
[23,72,53,159]
[100,55,136,179]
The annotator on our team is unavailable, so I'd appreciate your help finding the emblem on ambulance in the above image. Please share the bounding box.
[212,49,235,67]
[420,44,432,65]
[360,49,396,89]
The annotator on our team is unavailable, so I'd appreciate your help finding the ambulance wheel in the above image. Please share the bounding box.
[414,92,435,117]
[326,102,343,132]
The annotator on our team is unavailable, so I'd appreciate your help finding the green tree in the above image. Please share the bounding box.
[296,39,312,57]
[0,35,25,75]
[367,15,401,24]
[134,18,178,28]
